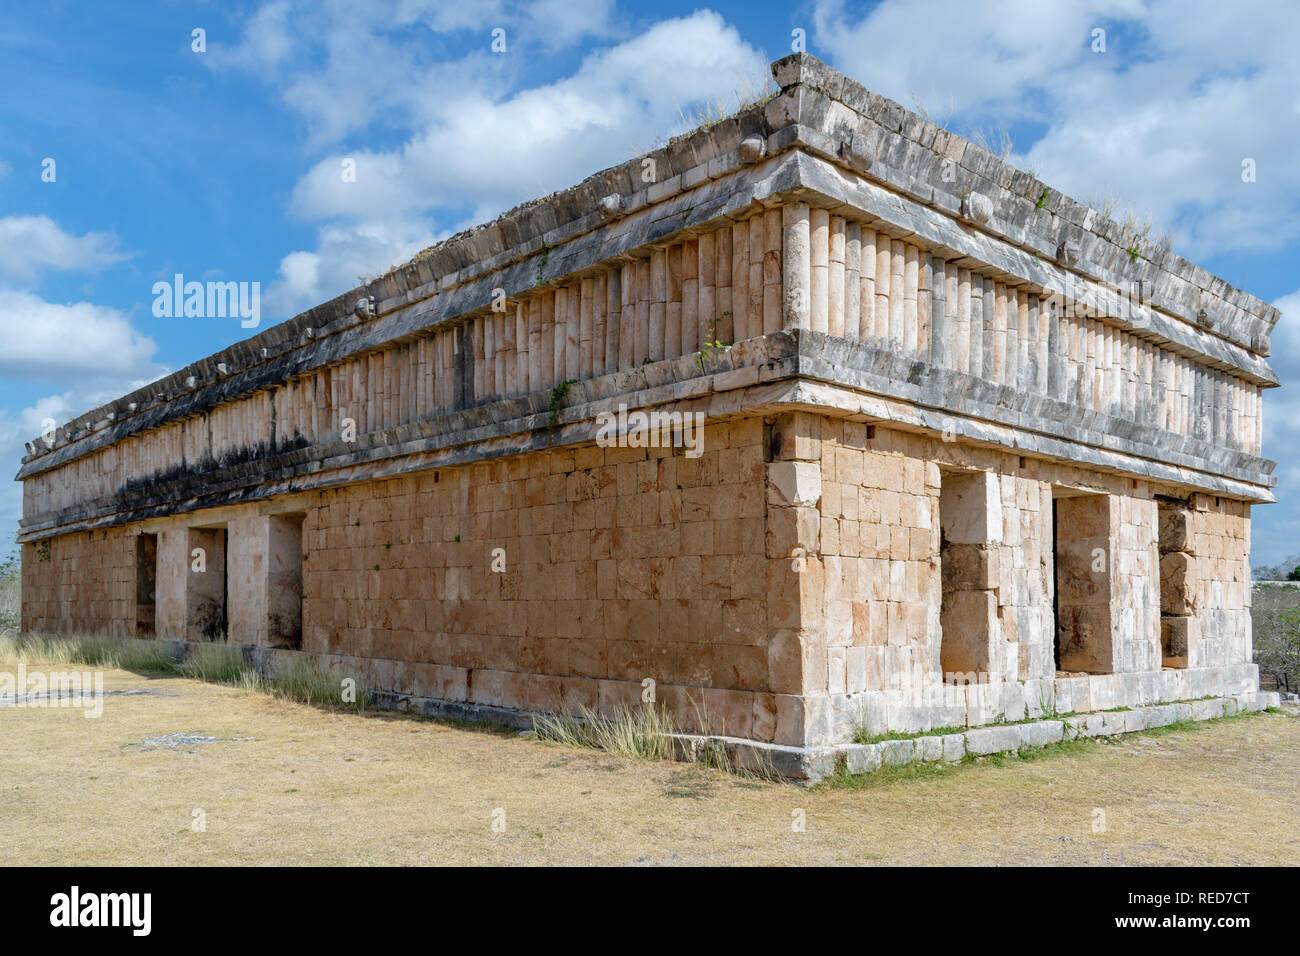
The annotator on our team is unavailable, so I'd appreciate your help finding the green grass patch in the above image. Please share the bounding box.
[852,725,966,745]
[983,738,1097,767]
[821,756,961,789]
[825,710,1278,788]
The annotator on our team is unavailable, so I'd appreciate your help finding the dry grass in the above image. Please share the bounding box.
[1,646,1297,865]
[532,703,680,761]
[674,71,777,136]
[0,632,370,710]
[1,631,178,673]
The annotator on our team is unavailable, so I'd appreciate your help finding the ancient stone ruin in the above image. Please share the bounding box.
[17,54,1281,777]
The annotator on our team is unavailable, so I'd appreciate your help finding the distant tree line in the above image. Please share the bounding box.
[1256,608,1300,694]
[0,550,17,630]
[1252,555,1300,581]
[1252,570,1300,694]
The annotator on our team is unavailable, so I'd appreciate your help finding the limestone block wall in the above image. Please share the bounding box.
[1155,497,1251,669]
[296,418,796,743]
[779,412,1236,745]
[22,512,309,649]
[803,413,942,699]
[1112,495,1162,674]
[20,527,133,638]
[205,513,307,648]
[938,472,1000,680]
[991,473,1056,683]
[1186,496,1253,667]
[227,514,269,646]
[150,526,237,643]
[14,413,1261,751]
[1052,493,1160,677]
[805,419,1060,691]
[155,528,189,639]
[934,470,1057,685]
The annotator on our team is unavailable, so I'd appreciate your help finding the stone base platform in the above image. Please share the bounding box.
[668,690,1281,782]
[91,638,1279,783]
[375,685,1278,782]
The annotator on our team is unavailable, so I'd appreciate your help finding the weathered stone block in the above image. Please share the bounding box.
[964,725,1019,755]
[914,735,943,762]
[845,743,881,774]
[879,738,914,766]
[1160,551,1197,614]
[941,733,966,762]
[1158,506,1192,553]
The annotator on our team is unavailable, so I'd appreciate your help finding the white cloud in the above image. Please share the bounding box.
[1018,58,1300,257]
[263,218,439,319]
[1261,288,1300,448]
[2,391,148,453]
[813,0,1136,119]
[1265,288,1300,365]
[290,11,769,220]
[813,0,1300,260]
[0,211,161,538]
[254,9,767,317]
[215,0,296,74]
[524,0,615,48]
[208,0,615,148]
[0,215,128,284]
[0,289,163,384]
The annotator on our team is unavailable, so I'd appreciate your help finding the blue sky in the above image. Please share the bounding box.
[2,0,1298,567]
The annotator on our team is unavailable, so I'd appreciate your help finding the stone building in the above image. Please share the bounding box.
[17,55,1281,773]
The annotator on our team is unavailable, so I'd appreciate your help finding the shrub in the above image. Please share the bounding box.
[1257,606,1300,694]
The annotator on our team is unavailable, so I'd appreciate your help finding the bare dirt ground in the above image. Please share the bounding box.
[2,657,1297,866]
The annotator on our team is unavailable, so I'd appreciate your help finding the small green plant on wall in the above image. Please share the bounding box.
[549,379,577,427]
[697,312,732,371]
[535,241,551,286]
